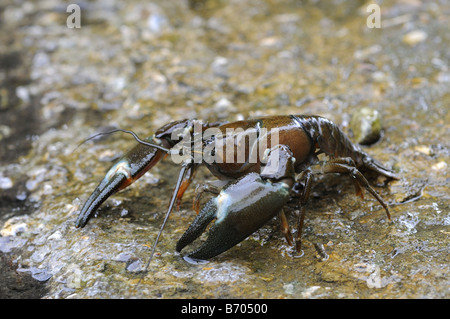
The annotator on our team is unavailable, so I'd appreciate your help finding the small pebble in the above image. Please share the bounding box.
[213,97,236,119]
[0,124,11,140]
[431,161,447,171]
[402,30,427,46]
[349,107,382,145]
[414,145,433,156]
[0,176,13,189]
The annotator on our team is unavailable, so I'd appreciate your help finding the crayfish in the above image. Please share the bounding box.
[75,115,398,270]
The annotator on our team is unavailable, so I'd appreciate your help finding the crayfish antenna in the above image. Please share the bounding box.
[72,129,170,154]
[138,162,191,284]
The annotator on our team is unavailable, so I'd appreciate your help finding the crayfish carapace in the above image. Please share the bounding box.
[75,115,398,270]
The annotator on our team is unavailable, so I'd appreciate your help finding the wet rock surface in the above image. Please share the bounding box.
[0,0,449,298]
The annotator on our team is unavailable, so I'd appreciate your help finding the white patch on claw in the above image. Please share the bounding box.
[215,193,230,223]
[105,160,132,180]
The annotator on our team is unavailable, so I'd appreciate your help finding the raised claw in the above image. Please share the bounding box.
[75,141,164,228]
[176,172,291,260]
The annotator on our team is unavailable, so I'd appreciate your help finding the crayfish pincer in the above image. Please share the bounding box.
[75,115,398,270]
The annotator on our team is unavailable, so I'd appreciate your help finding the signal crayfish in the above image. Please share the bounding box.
[75,115,398,270]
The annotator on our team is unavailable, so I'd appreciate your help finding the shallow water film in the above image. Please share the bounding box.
[0,0,448,299]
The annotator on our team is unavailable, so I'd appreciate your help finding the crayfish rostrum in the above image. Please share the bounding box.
[75,115,398,269]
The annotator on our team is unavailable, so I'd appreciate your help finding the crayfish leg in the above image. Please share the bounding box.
[192,181,223,214]
[175,164,198,210]
[294,169,313,253]
[279,209,293,246]
[320,158,391,220]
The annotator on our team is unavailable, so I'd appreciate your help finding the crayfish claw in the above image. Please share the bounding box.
[176,199,217,255]
[176,173,292,260]
[75,168,129,228]
[76,140,165,228]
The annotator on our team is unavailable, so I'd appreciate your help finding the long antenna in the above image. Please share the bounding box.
[138,161,191,283]
[72,129,170,153]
